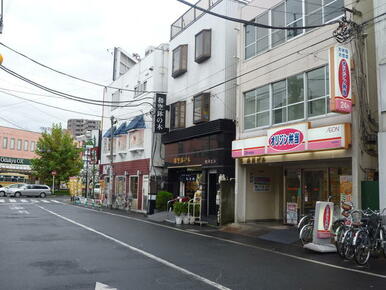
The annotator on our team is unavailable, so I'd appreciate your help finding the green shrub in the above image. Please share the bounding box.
[156,191,173,211]
[173,202,184,216]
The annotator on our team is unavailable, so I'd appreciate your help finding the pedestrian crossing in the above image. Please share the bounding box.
[0,198,62,204]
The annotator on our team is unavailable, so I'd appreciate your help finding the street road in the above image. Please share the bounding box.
[1,198,386,290]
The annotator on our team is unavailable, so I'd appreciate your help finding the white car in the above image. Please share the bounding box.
[0,183,26,197]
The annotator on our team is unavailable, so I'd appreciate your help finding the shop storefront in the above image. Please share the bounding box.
[163,119,235,217]
[233,122,353,223]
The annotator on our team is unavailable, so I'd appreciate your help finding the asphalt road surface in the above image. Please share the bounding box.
[1,197,386,290]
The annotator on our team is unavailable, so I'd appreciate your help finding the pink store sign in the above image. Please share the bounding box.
[231,123,350,159]
[329,46,352,113]
[267,128,305,153]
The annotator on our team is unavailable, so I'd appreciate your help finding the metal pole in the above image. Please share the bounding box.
[92,150,96,198]
[109,116,115,208]
[85,148,89,198]
[52,175,55,195]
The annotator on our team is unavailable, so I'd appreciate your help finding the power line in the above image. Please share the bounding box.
[0,42,166,94]
[0,65,155,108]
[177,0,340,30]
[0,114,27,130]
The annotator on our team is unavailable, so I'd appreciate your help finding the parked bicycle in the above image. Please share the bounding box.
[353,209,386,265]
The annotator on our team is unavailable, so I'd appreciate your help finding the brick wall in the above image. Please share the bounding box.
[0,126,41,159]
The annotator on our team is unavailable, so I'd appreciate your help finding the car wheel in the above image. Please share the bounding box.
[40,192,46,198]
[15,192,21,198]
[0,191,5,197]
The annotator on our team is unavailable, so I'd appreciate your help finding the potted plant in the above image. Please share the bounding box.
[173,202,183,225]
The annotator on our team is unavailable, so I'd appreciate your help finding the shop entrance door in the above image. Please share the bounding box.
[302,169,328,215]
[208,173,217,215]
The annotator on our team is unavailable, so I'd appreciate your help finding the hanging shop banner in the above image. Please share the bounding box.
[315,201,334,239]
[232,123,351,158]
[329,45,352,113]
[154,93,167,133]
[339,175,352,203]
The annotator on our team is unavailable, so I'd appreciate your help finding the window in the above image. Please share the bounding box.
[172,45,188,78]
[2,137,8,149]
[244,85,270,129]
[134,85,140,97]
[307,66,330,117]
[170,101,186,129]
[30,141,35,152]
[10,138,15,150]
[24,140,29,151]
[129,130,144,148]
[17,139,22,151]
[245,0,344,59]
[195,29,211,63]
[118,136,127,152]
[243,66,328,130]
[271,3,286,47]
[193,93,210,123]
[129,176,138,199]
[142,81,147,92]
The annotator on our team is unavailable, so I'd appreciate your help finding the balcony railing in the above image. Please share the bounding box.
[170,0,222,40]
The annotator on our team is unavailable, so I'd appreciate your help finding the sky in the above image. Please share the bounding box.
[0,0,188,132]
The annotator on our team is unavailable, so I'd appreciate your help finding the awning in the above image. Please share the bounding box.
[123,115,145,133]
[114,122,127,136]
[103,126,116,138]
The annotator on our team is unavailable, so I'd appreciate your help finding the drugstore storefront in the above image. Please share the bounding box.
[233,122,353,223]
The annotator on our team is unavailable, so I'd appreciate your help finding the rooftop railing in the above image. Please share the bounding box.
[170,0,222,40]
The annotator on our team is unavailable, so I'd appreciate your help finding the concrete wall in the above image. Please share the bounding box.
[167,0,241,126]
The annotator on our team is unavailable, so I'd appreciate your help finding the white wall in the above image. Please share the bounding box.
[167,0,242,127]
[100,45,169,166]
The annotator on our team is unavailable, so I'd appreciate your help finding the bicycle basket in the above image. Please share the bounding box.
[351,210,362,225]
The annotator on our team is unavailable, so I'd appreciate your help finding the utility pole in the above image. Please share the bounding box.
[108,116,116,208]
[85,147,89,198]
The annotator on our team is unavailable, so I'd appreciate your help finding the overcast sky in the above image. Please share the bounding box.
[0,0,188,132]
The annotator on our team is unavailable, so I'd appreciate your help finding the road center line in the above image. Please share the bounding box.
[37,205,230,290]
[69,204,386,280]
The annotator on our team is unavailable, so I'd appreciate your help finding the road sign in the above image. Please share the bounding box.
[51,171,57,176]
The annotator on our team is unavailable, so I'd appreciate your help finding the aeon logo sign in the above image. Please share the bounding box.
[323,205,331,230]
[268,128,304,151]
[338,59,350,98]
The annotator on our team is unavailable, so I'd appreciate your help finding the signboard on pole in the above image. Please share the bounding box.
[286,202,298,225]
[51,171,57,176]
[154,93,167,133]
[329,45,352,113]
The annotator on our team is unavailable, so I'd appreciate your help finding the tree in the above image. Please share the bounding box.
[31,124,83,187]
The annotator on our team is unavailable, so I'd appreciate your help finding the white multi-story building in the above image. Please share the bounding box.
[100,44,168,212]
[232,0,379,223]
[162,0,245,219]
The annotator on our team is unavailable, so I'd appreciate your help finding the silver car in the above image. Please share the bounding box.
[8,184,51,198]
[0,183,26,197]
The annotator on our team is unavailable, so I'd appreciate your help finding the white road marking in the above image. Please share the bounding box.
[9,199,16,203]
[50,200,61,204]
[95,282,117,290]
[0,199,4,203]
[21,199,28,203]
[41,200,50,203]
[10,206,24,210]
[30,199,39,203]
[18,210,29,214]
[38,206,230,290]
[72,204,386,280]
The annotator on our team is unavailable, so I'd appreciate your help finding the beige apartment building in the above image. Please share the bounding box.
[232,0,379,223]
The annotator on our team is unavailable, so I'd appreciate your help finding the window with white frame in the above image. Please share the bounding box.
[17,139,22,151]
[2,137,8,149]
[10,138,15,150]
[129,130,144,149]
[118,135,127,152]
[30,141,36,152]
[244,0,344,59]
[243,66,329,130]
[24,140,29,151]
[244,85,270,129]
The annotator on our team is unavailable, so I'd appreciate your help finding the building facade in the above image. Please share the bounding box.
[67,119,101,137]
[100,44,168,212]
[162,0,244,218]
[0,126,41,184]
[232,0,379,223]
